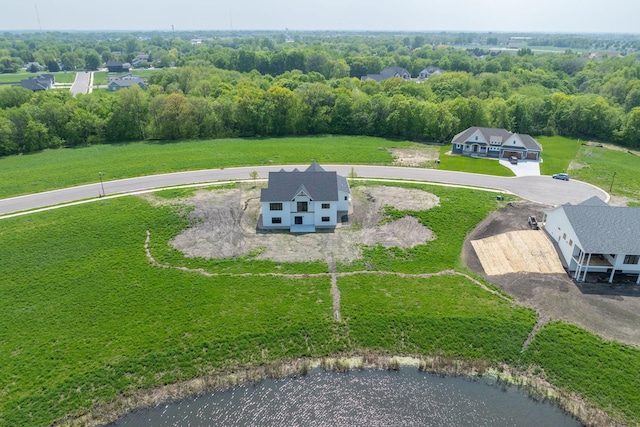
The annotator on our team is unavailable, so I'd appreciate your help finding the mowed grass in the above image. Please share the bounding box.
[536,135,583,176]
[437,145,514,176]
[0,136,408,198]
[522,322,640,426]
[341,274,536,361]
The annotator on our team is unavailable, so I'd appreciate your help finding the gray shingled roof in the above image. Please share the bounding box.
[363,67,411,82]
[261,163,348,202]
[452,127,542,151]
[559,198,640,254]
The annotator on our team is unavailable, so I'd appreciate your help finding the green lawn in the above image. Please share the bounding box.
[0,72,36,84]
[0,136,411,199]
[536,135,583,176]
[437,145,515,176]
[92,70,109,85]
[0,196,345,426]
[0,71,76,84]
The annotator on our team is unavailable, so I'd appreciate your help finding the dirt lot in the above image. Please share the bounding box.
[388,146,441,167]
[463,201,640,348]
[166,185,439,264]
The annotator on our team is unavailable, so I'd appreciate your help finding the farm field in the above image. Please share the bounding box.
[1,183,638,426]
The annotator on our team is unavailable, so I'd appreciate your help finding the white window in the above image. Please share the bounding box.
[322,203,330,209]
[270,203,282,211]
[322,216,330,222]
[272,217,282,224]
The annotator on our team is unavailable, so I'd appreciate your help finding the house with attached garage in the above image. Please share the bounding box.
[260,163,350,232]
[361,66,412,82]
[543,196,640,284]
[18,74,55,91]
[451,127,542,161]
[107,74,147,91]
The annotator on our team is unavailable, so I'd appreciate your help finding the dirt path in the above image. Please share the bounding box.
[328,260,341,321]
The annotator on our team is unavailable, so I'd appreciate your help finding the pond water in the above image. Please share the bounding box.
[109,368,582,426]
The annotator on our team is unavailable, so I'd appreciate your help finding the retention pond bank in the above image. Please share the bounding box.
[108,367,581,427]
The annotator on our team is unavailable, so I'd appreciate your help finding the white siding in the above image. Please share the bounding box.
[544,207,581,270]
[337,190,350,212]
[313,201,337,227]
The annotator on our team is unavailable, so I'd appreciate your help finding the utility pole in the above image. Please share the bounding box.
[609,171,616,193]
[99,172,105,197]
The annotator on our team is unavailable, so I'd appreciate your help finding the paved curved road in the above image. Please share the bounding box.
[0,165,607,217]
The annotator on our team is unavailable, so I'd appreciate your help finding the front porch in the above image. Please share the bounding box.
[573,252,640,284]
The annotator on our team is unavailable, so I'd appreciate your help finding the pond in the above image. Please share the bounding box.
[109,368,582,426]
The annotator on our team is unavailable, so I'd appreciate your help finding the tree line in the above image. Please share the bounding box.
[1,32,640,156]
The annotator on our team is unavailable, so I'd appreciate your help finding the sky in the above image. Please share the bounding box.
[0,0,638,34]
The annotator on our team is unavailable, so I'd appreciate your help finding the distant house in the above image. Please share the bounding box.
[107,73,146,91]
[106,61,130,73]
[361,66,411,82]
[18,74,55,91]
[543,196,640,284]
[131,54,150,68]
[451,127,542,161]
[260,163,351,232]
[418,66,442,79]
[25,61,45,72]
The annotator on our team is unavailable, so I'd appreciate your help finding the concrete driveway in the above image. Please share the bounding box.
[498,159,541,176]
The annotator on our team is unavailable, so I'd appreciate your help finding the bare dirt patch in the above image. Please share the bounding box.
[464,201,640,347]
[164,185,438,264]
[389,145,440,167]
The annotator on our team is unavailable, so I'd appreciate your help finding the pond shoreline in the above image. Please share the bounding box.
[57,353,620,427]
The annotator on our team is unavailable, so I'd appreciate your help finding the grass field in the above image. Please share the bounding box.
[536,135,583,176]
[0,188,524,426]
[570,144,640,203]
[341,273,535,360]
[1,182,638,426]
[0,136,411,199]
[2,134,639,203]
[522,322,640,425]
